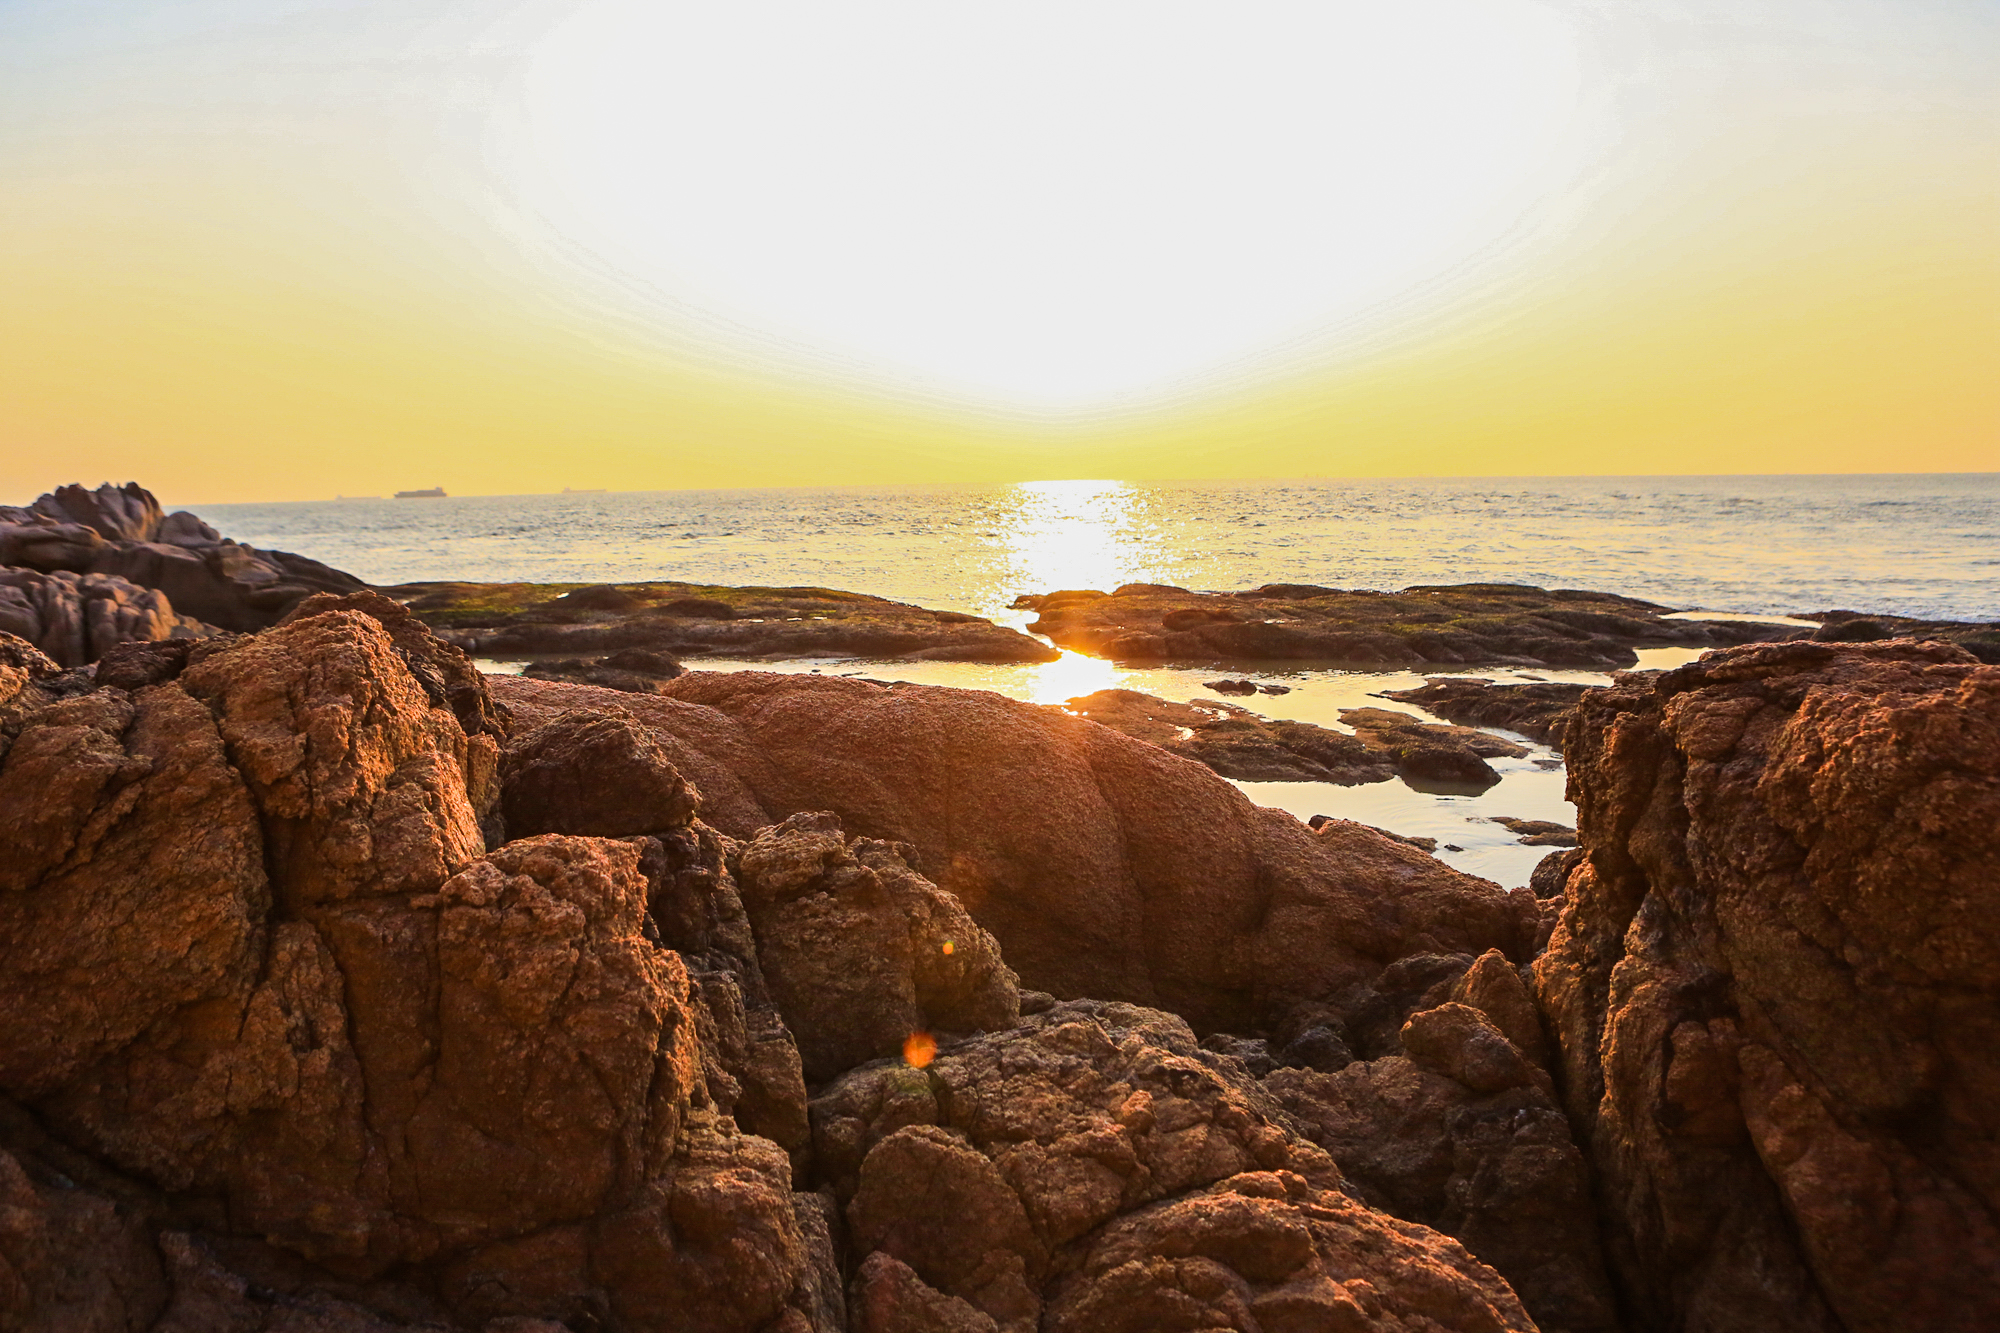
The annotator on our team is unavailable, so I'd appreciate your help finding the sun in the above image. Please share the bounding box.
[505,0,1591,414]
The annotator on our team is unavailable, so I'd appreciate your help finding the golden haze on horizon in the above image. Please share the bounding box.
[0,1,1994,504]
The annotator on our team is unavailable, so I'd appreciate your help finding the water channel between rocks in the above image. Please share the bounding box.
[477,643,1707,888]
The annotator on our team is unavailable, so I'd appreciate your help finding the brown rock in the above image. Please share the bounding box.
[0,1146,168,1332]
[735,812,1018,1083]
[492,671,1539,1036]
[1536,639,2000,1332]
[1339,706,1528,790]
[815,1000,1534,1333]
[501,709,699,838]
[1059,687,1394,785]
[179,609,489,911]
[1015,581,1793,669]
[0,568,190,668]
[1044,1170,1533,1333]
[395,579,1058,665]
[0,618,831,1332]
[1383,677,1595,750]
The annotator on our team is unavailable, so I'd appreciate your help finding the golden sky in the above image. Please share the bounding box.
[1,0,1994,503]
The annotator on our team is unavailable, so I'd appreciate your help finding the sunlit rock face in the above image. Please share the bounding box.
[1538,639,2000,1333]
[492,668,1541,1035]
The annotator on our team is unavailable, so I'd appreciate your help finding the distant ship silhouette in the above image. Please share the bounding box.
[395,487,446,499]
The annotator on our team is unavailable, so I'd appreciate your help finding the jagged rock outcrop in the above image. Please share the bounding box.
[814,999,1538,1333]
[0,610,838,1332]
[1536,639,2000,1332]
[1,482,364,639]
[0,604,1599,1332]
[491,671,1541,1036]
[1337,707,1528,790]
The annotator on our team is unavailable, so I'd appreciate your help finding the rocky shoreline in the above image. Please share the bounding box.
[1,577,1995,1332]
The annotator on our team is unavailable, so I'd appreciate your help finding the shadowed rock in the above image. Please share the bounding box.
[2,482,364,637]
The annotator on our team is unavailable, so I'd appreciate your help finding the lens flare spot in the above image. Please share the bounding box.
[941,940,955,956]
[903,1032,938,1069]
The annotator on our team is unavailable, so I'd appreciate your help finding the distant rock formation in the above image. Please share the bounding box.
[1012,582,1797,669]
[396,579,1060,665]
[0,482,365,661]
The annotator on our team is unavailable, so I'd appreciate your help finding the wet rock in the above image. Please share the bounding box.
[1060,688,1393,784]
[522,649,687,695]
[502,709,699,839]
[492,672,1540,1036]
[397,580,1058,665]
[1016,582,1796,669]
[1203,678,1258,696]
[1537,639,2000,1332]
[1382,677,1594,750]
[1490,816,1577,847]
[1340,707,1527,791]
[1528,848,1583,901]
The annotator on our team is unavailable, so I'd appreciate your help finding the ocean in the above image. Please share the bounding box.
[200,473,1999,887]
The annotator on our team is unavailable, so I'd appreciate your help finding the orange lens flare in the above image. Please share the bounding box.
[903,1032,937,1069]
[941,940,955,956]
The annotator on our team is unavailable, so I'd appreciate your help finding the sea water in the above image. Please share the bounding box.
[199,473,1999,885]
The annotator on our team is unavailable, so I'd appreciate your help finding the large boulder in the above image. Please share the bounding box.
[1536,640,2000,1332]
[491,671,1540,1036]
[0,609,837,1332]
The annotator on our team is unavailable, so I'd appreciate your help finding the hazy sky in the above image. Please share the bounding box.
[1,0,1994,501]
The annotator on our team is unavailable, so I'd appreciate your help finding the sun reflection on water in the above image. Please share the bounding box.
[999,479,1159,603]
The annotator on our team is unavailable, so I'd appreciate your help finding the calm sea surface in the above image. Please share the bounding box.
[198,474,1999,887]
[201,474,2000,623]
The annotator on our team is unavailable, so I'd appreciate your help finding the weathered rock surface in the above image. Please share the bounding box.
[735,812,1019,1083]
[1013,583,1793,669]
[394,580,1058,664]
[0,609,838,1332]
[1536,639,2000,1333]
[814,999,1538,1333]
[1382,677,1596,750]
[0,568,203,668]
[1,482,364,637]
[491,671,1540,1035]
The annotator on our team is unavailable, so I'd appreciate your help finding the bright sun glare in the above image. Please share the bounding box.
[511,1,1588,412]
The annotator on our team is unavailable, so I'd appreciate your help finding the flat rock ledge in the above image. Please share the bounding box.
[1058,688,1528,791]
[1015,581,1800,669]
[395,579,1060,664]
